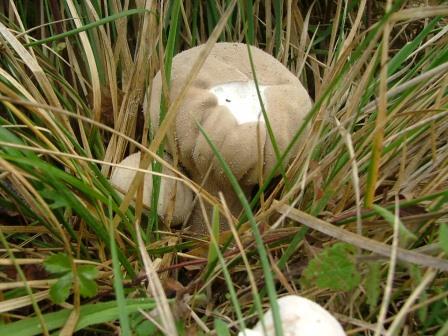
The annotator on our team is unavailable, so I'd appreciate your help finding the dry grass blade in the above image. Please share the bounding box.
[0,290,49,314]
[374,195,399,336]
[365,0,391,207]
[0,279,57,290]
[386,268,438,335]
[59,309,80,336]
[334,117,362,235]
[102,1,156,175]
[65,0,101,122]
[0,22,70,129]
[363,61,448,114]
[391,6,448,21]
[340,0,367,57]
[135,220,177,336]
[274,201,448,271]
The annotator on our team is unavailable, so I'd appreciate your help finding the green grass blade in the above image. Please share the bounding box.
[246,44,286,183]
[249,226,308,315]
[0,230,49,335]
[372,204,417,245]
[0,154,134,275]
[25,9,150,47]
[206,213,247,332]
[207,205,221,268]
[273,0,282,56]
[0,299,156,336]
[149,0,181,238]
[388,17,441,76]
[196,122,283,336]
[244,0,255,44]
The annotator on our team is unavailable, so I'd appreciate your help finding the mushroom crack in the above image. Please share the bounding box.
[209,80,268,125]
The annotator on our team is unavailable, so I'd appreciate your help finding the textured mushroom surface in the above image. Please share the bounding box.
[150,42,311,186]
[110,152,193,226]
[238,295,346,336]
[148,42,312,232]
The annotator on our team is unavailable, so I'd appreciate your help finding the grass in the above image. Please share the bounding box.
[0,0,447,335]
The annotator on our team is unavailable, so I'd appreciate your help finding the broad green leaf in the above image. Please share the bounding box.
[214,318,231,336]
[78,265,99,280]
[301,243,360,291]
[197,122,275,333]
[44,253,71,274]
[45,255,99,302]
[78,266,99,298]
[50,273,73,304]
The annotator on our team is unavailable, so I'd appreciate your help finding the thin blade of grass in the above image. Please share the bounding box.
[108,198,131,336]
[25,8,150,47]
[0,299,156,336]
[149,0,181,238]
[196,122,283,336]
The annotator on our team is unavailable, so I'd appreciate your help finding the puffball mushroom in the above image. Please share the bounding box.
[110,152,193,226]
[238,295,346,336]
[149,42,312,232]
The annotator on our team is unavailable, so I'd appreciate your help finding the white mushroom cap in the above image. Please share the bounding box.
[149,42,312,187]
[110,152,193,226]
[238,295,346,336]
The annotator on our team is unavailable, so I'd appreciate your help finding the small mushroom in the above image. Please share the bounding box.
[238,295,346,336]
[110,152,193,226]
[149,42,312,232]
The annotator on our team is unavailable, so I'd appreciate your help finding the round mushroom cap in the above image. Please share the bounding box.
[149,43,312,187]
[110,152,193,226]
[238,295,346,336]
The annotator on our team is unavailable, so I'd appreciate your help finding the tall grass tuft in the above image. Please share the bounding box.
[0,1,447,335]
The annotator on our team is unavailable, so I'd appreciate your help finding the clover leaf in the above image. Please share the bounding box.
[44,253,99,303]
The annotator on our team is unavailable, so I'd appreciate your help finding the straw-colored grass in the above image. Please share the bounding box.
[0,1,447,335]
